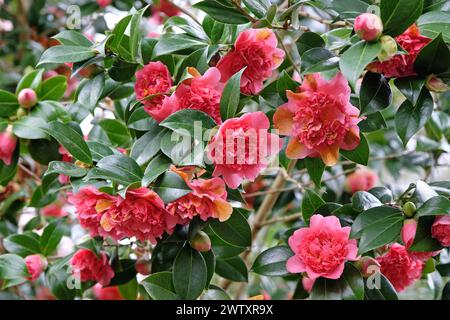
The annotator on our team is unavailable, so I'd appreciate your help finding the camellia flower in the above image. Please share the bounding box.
[167,177,233,223]
[151,0,180,24]
[367,24,431,78]
[96,0,111,8]
[376,243,423,292]
[70,249,114,286]
[25,254,47,281]
[134,61,173,122]
[68,186,116,237]
[401,219,440,262]
[431,215,450,247]
[0,127,17,166]
[286,214,358,280]
[165,67,223,124]
[208,111,283,189]
[42,203,67,218]
[217,28,285,95]
[354,13,383,42]
[346,168,378,193]
[273,73,362,166]
[99,188,178,244]
[92,284,123,300]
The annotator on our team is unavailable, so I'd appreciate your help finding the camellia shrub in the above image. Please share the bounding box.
[0,0,449,301]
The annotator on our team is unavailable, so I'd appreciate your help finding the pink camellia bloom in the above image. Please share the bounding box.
[92,284,123,300]
[217,28,285,95]
[96,0,111,8]
[165,67,224,124]
[345,168,378,193]
[367,25,431,78]
[99,188,178,244]
[208,111,283,189]
[354,13,383,42]
[401,219,440,262]
[376,243,423,292]
[167,177,233,223]
[0,128,17,166]
[134,61,173,122]
[68,186,116,237]
[18,88,38,109]
[273,73,362,166]
[70,249,114,286]
[42,203,67,218]
[286,214,358,280]
[25,254,47,281]
[151,0,180,24]
[431,215,450,247]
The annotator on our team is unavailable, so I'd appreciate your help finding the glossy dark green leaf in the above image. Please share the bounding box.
[340,134,369,165]
[414,33,450,76]
[3,232,41,257]
[360,72,392,115]
[109,259,138,286]
[0,254,28,288]
[351,191,382,212]
[302,188,325,224]
[304,157,325,187]
[153,171,191,203]
[40,220,64,256]
[410,216,443,252]
[215,256,248,282]
[416,196,450,217]
[0,89,19,117]
[45,161,88,177]
[16,69,44,94]
[37,46,97,67]
[152,34,207,58]
[201,285,231,300]
[86,141,115,162]
[359,112,387,133]
[394,77,425,104]
[364,273,398,300]
[53,30,93,47]
[39,76,67,101]
[296,31,325,56]
[417,11,450,42]
[301,48,339,74]
[220,68,245,121]
[380,0,424,37]
[251,246,294,277]
[194,0,250,25]
[141,272,179,300]
[86,154,142,186]
[277,70,299,101]
[77,74,105,109]
[209,209,251,248]
[99,119,131,147]
[173,244,207,300]
[160,109,217,137]
[142,154,171,187]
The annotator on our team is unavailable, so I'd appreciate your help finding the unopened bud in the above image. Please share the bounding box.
[403,202,417,218]
[357,256,380,278]
[425,74,449,93]
[189,231,211,252]
[18,88,37,109]
[354,13,383,42]
[377,35,397,62]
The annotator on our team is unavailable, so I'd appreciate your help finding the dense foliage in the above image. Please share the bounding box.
[0,0,449,300]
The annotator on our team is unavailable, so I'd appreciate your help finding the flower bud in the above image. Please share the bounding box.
[357,256,381,278]
[0,126,17,166]
[17,88,38,109]
[354,13,383,42]
[135,259,151,275]
[425,74,449,93]
[189,231,211,252]
[403,202,416,218]
[377,35,397,62]
[25,254,48,281]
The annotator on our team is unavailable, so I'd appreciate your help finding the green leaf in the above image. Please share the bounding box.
[296,31,325,56]
[351,206,404,254]
[251,246,294,277]
[339,41,381,89]
[364,274,398,300]
[127,107,156,131]
[380,0,424,37]
[152,34,207,58]
[45,161,88,177]
[108,58,138,82]
[302,188,325,224]
[141,272,179,300]
[359,72,392,115]
[109,259,138,286]
[194,0,250,25]
[165,16,209,41]
[37,46,97,67]
[209,209,251,248]
[39,76,67,101]
[301,48,339,74]
[417,11,450,42]
[44,121,93,164]
[16,69,44,94]
[220,68,245,121]
[173,244,207,300]
[153,171,191,203]
[369,187,393,204]
[3,232,41,257]
[86,141,115,162]
[0,254,28,289]
[277,70,299,101]
[414,33,450,76]
[40,220,64,256]
[160,109,217,136]
[202,285,231,300]
[395,87,434,146]
[99,119,131,147]
[53,30,93,47]
[340,134,369,165]
[304,157,325,187]
[0,89,19,117]
[243,0,270,18]
[119,278,138,300]
[109,14,132,55]
[130,124,166,166]
[409,216,443,251]
[394,77,425,104]
[352,191,382,212]
[413,180,439,204]
[86,154,142,186]
[215,257,248,282]
[209,233,245,259]
[78,74,105,109]
[359,112,387,133]
[142,153,171,187]
[416,196,450,217]
[129,5,149,62]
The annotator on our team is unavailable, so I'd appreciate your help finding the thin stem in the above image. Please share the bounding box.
[166,0,202,25]
[259,212,302,226]
[18,161,41,183]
